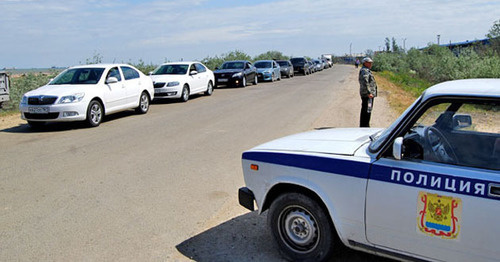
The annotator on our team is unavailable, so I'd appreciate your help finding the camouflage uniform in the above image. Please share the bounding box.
[359,65,377,127]
[359,66,377,98]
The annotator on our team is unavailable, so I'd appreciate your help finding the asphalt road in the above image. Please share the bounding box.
[0,65,391,261]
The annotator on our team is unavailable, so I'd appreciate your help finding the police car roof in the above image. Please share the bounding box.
[421,78,500,101]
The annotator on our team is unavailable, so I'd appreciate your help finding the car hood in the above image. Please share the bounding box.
[25,84,91,96]
[149,75,185,83]
[214,69,243,74]
[250,128,383,156]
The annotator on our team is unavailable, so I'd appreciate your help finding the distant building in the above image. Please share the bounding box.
[441,38,490,55]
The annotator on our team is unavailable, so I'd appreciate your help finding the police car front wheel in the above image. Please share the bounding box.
[268,192,336,262]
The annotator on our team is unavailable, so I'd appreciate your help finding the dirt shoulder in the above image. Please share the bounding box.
[313,66,399,129]
[0,113,23,130]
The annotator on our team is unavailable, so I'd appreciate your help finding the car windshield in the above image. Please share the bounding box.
[152,64,188,75]
[369,97,421,151]
[255,62,272,68]
[221,62,244,70]
[290,58,304,63]
[50,68,105,85]
[277,61,288,66]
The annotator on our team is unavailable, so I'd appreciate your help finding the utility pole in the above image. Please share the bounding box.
[402,38,407,51]
[349,43,352,57]
[437,35,441,45]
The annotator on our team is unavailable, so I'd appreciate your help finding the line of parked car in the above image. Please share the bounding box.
[213,57,332,88]
[18,57,333,129]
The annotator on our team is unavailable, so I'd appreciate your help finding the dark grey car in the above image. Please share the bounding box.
[276,60,294,78]
[290,57,310,75]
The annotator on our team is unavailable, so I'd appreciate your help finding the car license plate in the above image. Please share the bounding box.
[218,78,228,82]
[28,107,49,114]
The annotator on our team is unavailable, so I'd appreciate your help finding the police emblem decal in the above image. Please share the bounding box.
[417,192,462,239]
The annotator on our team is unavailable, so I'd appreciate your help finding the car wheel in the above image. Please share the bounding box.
[241,76,246,88]
[254,75,258,85]
[86,100,103,127]
[268,192,336,262]
[27,121,46,129]
[205,81,213,96]
[180,85,190,102]
[135,91,150,114]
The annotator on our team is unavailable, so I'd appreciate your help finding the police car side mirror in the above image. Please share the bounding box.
[453,114,472,129]
[393,137,404,160]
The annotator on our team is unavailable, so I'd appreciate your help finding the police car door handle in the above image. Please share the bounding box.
[489,184,500,197]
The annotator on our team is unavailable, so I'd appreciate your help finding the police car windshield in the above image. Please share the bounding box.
[369,97,421,151]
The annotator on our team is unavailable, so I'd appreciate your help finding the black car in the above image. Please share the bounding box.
[214,60,258,87]
[290,57,310,75]
[276,60,294,78]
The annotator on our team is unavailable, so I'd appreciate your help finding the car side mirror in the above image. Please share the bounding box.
[190,70,198,76]
[393,137,404,160]
[106,77,119,84]
[215,67,219,70]
[148,71,153,76]
[453,114,472,129]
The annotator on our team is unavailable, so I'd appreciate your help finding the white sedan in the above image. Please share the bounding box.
[149,62,214,102]
[19,64,154,128]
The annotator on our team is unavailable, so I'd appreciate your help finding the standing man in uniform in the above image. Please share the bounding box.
[358,57,377,127]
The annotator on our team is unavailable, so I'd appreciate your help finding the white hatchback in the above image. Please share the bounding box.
[149,62,214,102]
[19,64,154,128]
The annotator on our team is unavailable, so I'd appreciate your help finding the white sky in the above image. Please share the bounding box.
[1,0,498,68]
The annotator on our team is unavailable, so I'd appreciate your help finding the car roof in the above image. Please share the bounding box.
[159,61,199,66]
[69,64,133,69]
[254,60,274,62]
[223,60,249,63]
[421,79,500,101]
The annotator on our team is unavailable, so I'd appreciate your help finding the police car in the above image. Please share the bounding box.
[239,79,499,262]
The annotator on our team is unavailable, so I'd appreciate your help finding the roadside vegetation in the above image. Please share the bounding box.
[371,19,500,108]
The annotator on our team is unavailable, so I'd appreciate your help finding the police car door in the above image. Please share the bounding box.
[365,99,500,261]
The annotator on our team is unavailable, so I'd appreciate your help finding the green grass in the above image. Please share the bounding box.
[378,70,430,98]
[1,72,58,113]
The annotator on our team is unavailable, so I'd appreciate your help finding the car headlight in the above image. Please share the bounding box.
[20,96,28,105]
[167,81,180,87]
[232,72,242,78]
[59,93,85,104]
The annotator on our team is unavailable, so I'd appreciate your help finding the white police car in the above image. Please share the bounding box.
[239,79,499,262]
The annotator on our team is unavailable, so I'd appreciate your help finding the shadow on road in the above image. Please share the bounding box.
[1,110,140,133]
[176,211,393,262]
